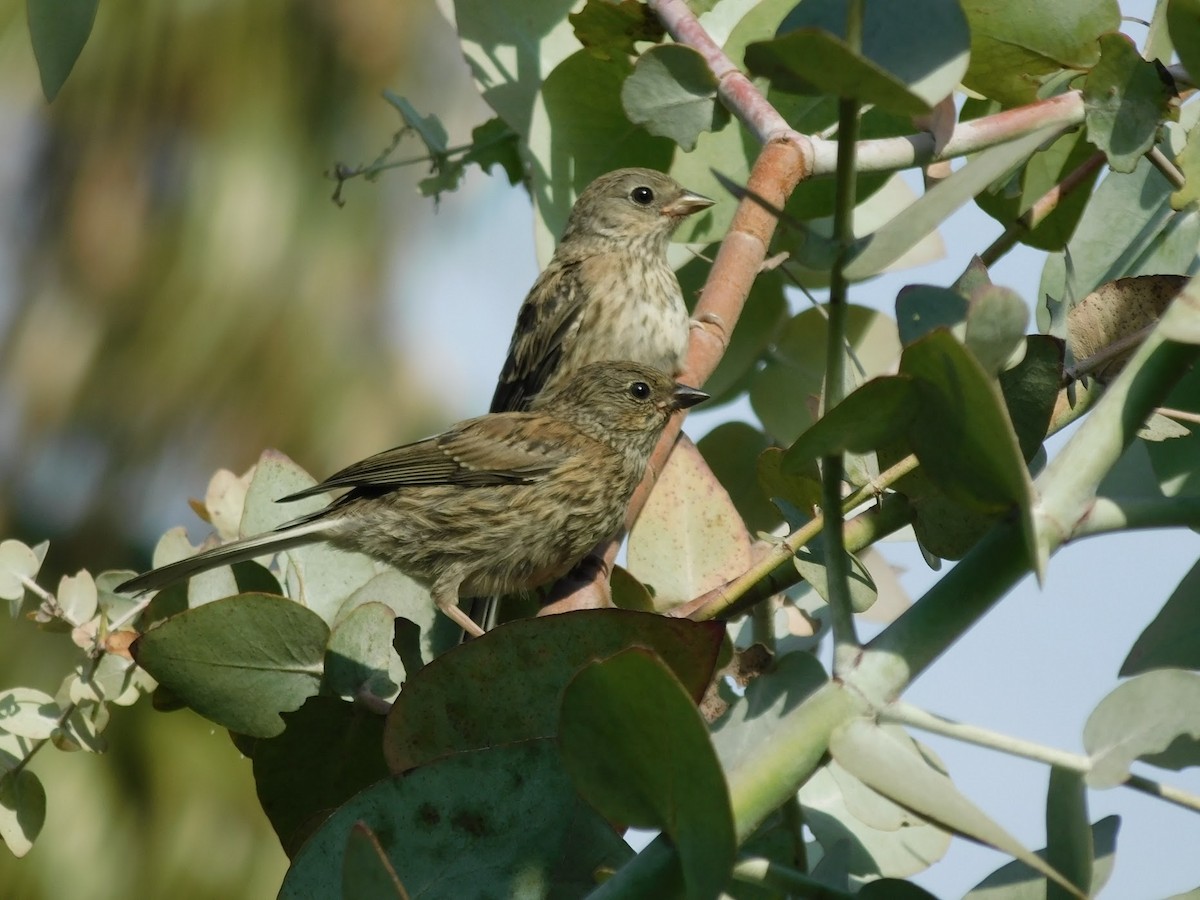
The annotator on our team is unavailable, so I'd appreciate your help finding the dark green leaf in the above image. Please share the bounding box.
[1169,0,1200,115]
[342,822,407,900]
[1123,557,1200,675]
[959,0,1120,106]
[622,45,731,152]
[26,0,98,101]
[382,610,724,772]
[896,285,969,346]
[746,0,969,114]
[794,539,878,613]
[998,335,1064,461]
[783,376,919,470]
[975,128,1104,251]
[131,593,329,737]
[570,0,664,60]
[860,882,939,899]
[901,331,1035,514]
[560,650,735,899]
[280,741,631,898]
[1083,34,1175,173]
[253,697,389,858]
[757,447,822,518]
[462,117,523,185]
[383,92,448,156]
[1146,365,1200,497]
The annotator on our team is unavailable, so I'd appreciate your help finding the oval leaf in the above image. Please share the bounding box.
[0,769,46,857]
[622,44,730,151]
[560,650,735,900]
[131,593,330,738]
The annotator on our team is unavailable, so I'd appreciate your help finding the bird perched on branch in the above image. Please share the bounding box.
[118,362,708,636]
[490,167,714,415]
[471,168,713,632]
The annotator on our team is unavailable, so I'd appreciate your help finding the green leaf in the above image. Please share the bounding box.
[697,422,781,536]
[0,768,45,857]
[560,650,735,900]
[462,117,523,185]
[453,0,579,137]
[622,44,731,152]
[324,601,398,700]
[974,127,1104,251]
[845,125,1065,280]
[800,749,953,879]
[342,822,407,900]
[571,0,664,60]
[131,593,330,738]
[0,688,61,740]
[998,335,1065,462]
[964,816,1120,899]
[26,0,98,102]
[831,720,1082,895]
[746,0,969,114]
[1146,365,1200,497]
[382,610,724,772]
[794,539,878,614]
[1169,0,1200,107]
[383,92,448,156]
[901,331,1036,512]
[251,697,389,858]
[959,0,1120,106]
[0,539,43,616]
[1122,557,1200,675]
[1046,768,1092,900]
[280,741,631,899]
[964,286,1030,376]
[751,305,902,445]
[532,49,675,242]
[1084,669,1200,787]
[1083,34,1175,174]
[711,651,828,772]
[1038,128,1200,314]
[896,285,969,347]
[627,436,752,609]
[783,376,919,470]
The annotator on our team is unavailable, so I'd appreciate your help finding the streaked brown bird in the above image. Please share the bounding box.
[471,169,713,632]
[490,167,714,415]
[118,362,708,636]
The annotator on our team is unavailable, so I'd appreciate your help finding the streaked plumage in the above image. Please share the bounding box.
[118,363,708,636]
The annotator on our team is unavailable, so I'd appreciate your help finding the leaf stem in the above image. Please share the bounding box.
[731,857,854,898]
[882,701,1200,815]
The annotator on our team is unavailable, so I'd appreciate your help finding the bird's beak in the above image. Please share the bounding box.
[661,191,715,218]
[670,383,709,410]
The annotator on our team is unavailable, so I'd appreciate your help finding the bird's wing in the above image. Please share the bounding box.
[277,415,569,502]
[490,261,587,413]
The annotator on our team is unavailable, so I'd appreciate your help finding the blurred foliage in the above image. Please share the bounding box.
[0,0,492,896]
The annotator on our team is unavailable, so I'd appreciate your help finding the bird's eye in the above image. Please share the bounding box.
[630,186,655,205]
[628,381,651,400]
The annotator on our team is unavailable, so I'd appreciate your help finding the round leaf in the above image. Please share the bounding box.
[622,44,730,152]
[131,593,330,738]
[0,769,46,858]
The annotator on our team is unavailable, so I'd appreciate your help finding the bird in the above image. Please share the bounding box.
[117,362,708,637]
[470,169,713,632]
[490,167,714,415]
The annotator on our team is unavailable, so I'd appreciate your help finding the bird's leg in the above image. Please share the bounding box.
[689,311,728,349]
[432,581,485,638]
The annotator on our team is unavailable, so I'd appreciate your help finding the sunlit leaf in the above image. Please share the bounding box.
[1082,34,1175,173]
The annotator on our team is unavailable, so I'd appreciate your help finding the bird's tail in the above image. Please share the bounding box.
[117,518,336,595]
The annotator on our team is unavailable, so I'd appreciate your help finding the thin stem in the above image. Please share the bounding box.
[1070,495,1200,539]
[883,701,1200,815]
[1146,146,1186,190]
[822,2,865,673]
[980,151,1106,266]
[11,655,102,776]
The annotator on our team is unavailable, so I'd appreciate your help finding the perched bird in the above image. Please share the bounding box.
[118,362,708,637]
[490,167,714,415]
[470,169,713,633]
